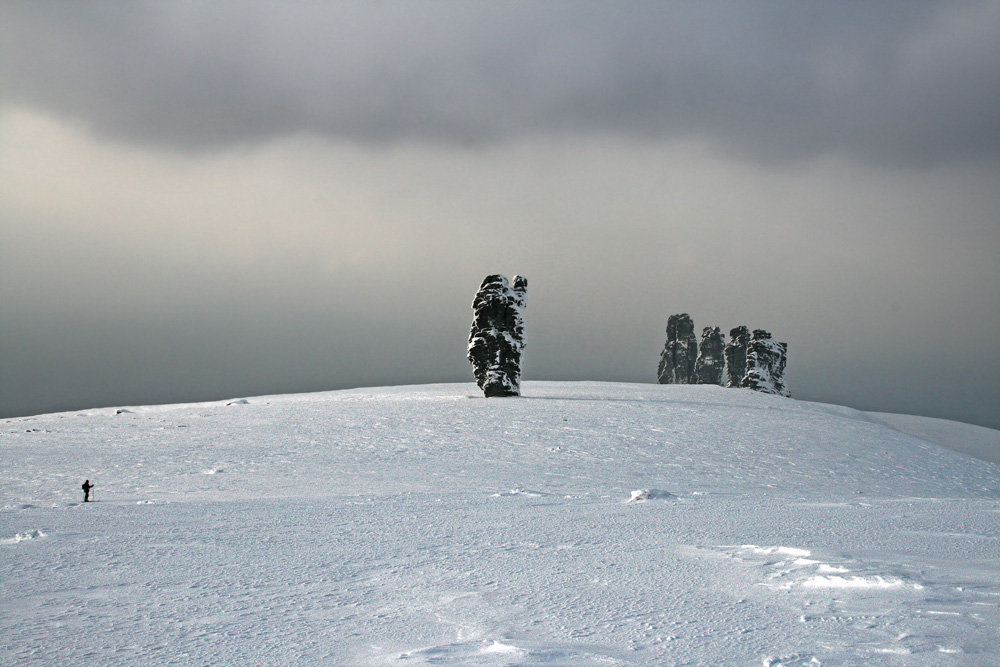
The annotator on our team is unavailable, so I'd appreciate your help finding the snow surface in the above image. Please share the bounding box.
[2,382,999,665]
[867,412,1000,466]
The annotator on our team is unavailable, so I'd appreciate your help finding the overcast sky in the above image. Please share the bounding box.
[2,1,998,428]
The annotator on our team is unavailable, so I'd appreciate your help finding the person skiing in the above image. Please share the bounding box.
[82,479,92,502]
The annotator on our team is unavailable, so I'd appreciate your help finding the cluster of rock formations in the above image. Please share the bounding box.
[465,277,788,399]
[467,274,528,397]
[658,315,789,396]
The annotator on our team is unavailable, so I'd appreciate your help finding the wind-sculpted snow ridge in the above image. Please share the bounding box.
[683,539,997,661]
[718,544,925,591]
[2,382,999,665]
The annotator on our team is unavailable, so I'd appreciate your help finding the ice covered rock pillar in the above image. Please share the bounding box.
[741,329,789,397]
[467,274,527,397]
[657,314,698,384]
[694,326,726,385]
[725,325,750,388]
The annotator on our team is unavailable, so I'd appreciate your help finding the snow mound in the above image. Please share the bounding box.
[627,488,676,502]
[3,529,45,544]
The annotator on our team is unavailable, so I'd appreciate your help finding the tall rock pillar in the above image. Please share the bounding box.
[694,326,726,385]
[741,329,789,396]
[467,274,527,397]
[657,313,698,384]
[725,325,750,388]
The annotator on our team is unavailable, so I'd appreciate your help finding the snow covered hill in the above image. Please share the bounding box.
[2,382,999,665]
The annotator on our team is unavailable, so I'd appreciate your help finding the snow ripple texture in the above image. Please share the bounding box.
[2,382,999,665]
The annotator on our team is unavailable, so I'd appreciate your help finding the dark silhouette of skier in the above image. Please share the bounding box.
[82,480,92,502]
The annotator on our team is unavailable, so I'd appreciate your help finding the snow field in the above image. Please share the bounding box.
[2,382,999,665]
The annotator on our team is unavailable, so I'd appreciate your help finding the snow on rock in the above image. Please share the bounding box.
[627,489,676,502]
[2,529,45,544]
[629,488,651,502]
[1,381,998,665]
[741,329,789,396]
[467,274,528,397]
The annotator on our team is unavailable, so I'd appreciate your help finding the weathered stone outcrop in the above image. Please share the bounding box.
[725,325,750,388]
[740,329,789,396]
[657,314,698,384]
[694,326,726,385]
[467,274,527,397]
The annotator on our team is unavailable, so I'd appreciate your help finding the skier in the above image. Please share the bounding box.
[82,479,92,502]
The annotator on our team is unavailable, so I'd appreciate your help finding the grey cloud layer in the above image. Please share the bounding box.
[2,113,998,426]
[4,1,999,164]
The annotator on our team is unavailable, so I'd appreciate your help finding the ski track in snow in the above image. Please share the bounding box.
[2,381,999,665]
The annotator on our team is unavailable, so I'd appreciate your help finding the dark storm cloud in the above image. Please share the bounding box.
[2,3,999,432]
[3,1,999,165]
